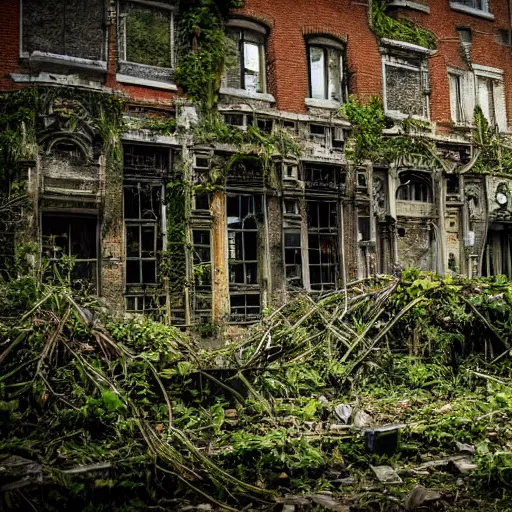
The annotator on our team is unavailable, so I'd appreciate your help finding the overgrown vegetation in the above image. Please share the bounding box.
[370,0,437,50]
[2,268,512,510]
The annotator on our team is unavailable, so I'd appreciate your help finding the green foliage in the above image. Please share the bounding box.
[175,1,243,113]
[371,0,437,50]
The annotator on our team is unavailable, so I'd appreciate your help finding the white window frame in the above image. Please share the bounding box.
[382,52,430,120]
[473,64,506,132]
[306,36,347,109]
[449,0,494,20]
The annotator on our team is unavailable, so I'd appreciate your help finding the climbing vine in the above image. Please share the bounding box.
[370,0,437,50]
[175,0,243,116]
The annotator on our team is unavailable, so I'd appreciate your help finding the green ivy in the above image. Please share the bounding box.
[175,0,243,115]
[371,0,437,50]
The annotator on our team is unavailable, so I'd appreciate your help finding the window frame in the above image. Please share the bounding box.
[448,71,466,124]
[118,0,176,70]
[450,0,494,19]
[19,0,108,66]
[306,36,347,104]
[224,19,268,94]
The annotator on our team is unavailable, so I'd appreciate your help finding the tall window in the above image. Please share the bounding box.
[448,73,465,124]
[307,201,338,291]
[119,1,175,68]
[22,0,105,61]
[284,231,303,287]
[192,229,212,321]
[307,37,347,102]
[224,21,267,93]
[227,195,262,320]
[123,145,170,314]
[477,76,497,126]
[42,214,98,292]
[383,52,430,118]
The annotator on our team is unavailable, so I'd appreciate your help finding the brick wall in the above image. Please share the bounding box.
[1,0,512,129]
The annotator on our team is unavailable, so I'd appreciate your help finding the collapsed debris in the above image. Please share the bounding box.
[1,270,512,510]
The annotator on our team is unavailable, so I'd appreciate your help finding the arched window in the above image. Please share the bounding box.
[396,171,433,203]
[307,36,347,102]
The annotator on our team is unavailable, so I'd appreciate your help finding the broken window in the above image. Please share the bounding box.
[307,37,347,102]
[448,73,465,124]
[123,144,170,315]
[304,163,342,191]
[396,172,433,203]
[119,1,175,68]
[384,53,429,118]
[22,0,105,61]
[224,22,267,93]
[227,195,262,320]
[42,214,98,292]
[284,231,303,287]
[307,201,338,291]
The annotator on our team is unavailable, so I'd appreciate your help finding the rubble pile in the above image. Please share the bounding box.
[1,270,512,510]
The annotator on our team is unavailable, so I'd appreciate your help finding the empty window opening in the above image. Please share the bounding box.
[358,216,371,242]
[398,227,406,237]
[284,231,302,287]
[192,229,212,321]
[119,1,174,68]
[307,37,347,102]
[284,199,299,215]
[447,175,460,195]
[304,163,341,190]
[307,201,338,291]
[42,214,98,292]
[457,27,473,43]
[396,172,433,203]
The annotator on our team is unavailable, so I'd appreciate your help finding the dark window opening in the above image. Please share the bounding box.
[396,172,433,203]
[284,231,302,287]
[227,195,262,320]
[453,0,485,12]
[192,229,212,320]
[398,227,406,237]
[195,192,211,211]
[307,201,338,291]
[124,145,170,178]
[457,27,473,43]
[284,199,298,215]
[42,214,98,292]
[358,216,371,242]
[447,175,460,195]
[304,163,341,190]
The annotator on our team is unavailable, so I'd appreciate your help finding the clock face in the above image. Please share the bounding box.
[497,192,508,205]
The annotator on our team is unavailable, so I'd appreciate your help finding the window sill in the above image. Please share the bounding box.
[219,87,276,103]
[116,74,177,91]
[305,98,341,110]
[23,51,106,73]
[385,110,429,123]
[449,3,495,20]
[387,0,430,13]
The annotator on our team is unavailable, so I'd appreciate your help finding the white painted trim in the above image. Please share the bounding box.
[305,97,341,110]
[116,73,177,91]
[28,51,107,70]
[10,72,111,91]
[449,2,494,20]
[472,63,504,80]
[125,0,176,11]
[380,37,435,55]
[219,87,275,103]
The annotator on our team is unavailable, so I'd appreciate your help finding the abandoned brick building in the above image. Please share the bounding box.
[1,0,512,325]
